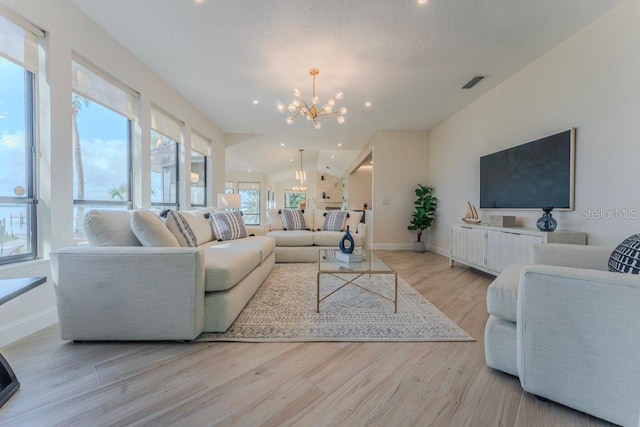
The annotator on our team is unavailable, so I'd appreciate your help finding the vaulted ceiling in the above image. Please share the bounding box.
[71,0,621,182]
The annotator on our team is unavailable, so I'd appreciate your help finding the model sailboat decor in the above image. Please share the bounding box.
[462,201,481,224]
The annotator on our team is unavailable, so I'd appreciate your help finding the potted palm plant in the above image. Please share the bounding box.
[408,184,438,252]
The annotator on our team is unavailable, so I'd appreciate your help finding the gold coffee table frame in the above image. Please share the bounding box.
[317,249,398,313]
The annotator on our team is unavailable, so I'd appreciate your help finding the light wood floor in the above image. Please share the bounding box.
[0,251,616,426]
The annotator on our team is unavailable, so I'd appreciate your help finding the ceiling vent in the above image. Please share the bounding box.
[462,76,485,89]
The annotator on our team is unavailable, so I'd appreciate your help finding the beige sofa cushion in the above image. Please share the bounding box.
[131,210,180,247]
[165,210,214,247]
[203,248,261,292]
[313,231,364,247]
[487,263,525,323]
[84,209,141,246]
[267,230,314,246]
[207,236,275,263]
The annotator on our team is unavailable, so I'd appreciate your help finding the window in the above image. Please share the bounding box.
[190,150,206,207]
[72,56,136,244]
[238,182,260,225]
[0,11,42,264]
[224,181,234,194]
[151,107,182,210]
[266,187,275,210]
[190,132,210,208]
[285,191,306,209]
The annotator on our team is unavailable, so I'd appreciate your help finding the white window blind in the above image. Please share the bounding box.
[72,56,137,120]
[0,6,43,72]
[191,131,211,156]
[151,107,183,143]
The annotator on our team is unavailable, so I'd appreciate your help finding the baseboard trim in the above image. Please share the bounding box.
[371,243,414,250]
[429,244,449,258]
[0,307,58,347]
[370,243,451,254]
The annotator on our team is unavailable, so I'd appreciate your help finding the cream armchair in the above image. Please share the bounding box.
[517,244,640,426]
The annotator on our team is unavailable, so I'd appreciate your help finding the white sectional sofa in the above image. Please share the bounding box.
[485,243,640,426]
[51,209,275,341]
[266,208,366,262]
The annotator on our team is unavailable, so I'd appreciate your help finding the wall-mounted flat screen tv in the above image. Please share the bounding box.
[479,128,575,210]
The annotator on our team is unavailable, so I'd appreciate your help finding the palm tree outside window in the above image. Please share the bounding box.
[71,56,136,245]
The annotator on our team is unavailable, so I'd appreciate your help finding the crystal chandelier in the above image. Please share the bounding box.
[293,149,307,191]
[278,68,347,130]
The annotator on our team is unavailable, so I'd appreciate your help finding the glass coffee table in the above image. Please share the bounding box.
[317,249,398,313]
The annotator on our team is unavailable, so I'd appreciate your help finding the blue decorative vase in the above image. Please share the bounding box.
[339,226,355,254]
[537,207,557,232]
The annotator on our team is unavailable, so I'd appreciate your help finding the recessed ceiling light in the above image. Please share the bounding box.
[289,158,293,162]
[331,155,335,159]
[252,100,259,105]
[193,0,205,4]
[365,101,372,107]
[337,143,342,147]
[417,0,428,5]
[280,143,285,147]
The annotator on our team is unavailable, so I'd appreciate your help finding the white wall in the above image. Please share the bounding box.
[0,0,226,346]
[316,172,343,203]
[348,166,372,211]
[370,131,430,249]
[428,0,640,255]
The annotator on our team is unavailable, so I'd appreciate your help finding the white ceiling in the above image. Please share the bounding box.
[71,0,621,182]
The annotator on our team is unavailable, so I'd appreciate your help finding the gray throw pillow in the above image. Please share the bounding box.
[281,209,306,230]
[608,234,640,274]
[322,211,348,232]
[208,211,248,241]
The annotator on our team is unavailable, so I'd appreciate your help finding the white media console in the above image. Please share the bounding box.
[449,224,587,275]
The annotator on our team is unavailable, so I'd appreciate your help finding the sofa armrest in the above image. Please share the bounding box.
[51,246,205,340]
[517,264,640,426]
[531,243,612,271]
[246,225,268,236]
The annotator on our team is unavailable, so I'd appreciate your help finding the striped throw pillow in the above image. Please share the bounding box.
[281,209,306,230]
[322,211,348,232]
[165,211,199,247]
[208,211,248,241]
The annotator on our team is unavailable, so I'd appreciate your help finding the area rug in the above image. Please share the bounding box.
[196,263,473,342]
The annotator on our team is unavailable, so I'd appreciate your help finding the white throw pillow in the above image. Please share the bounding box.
[313,210,328,231]
[130,210,180,247]
[83,209,141,246]
[267,208,284,231]
[345,210,364,234]
[303,209,315,231]
[165,210,214,247]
